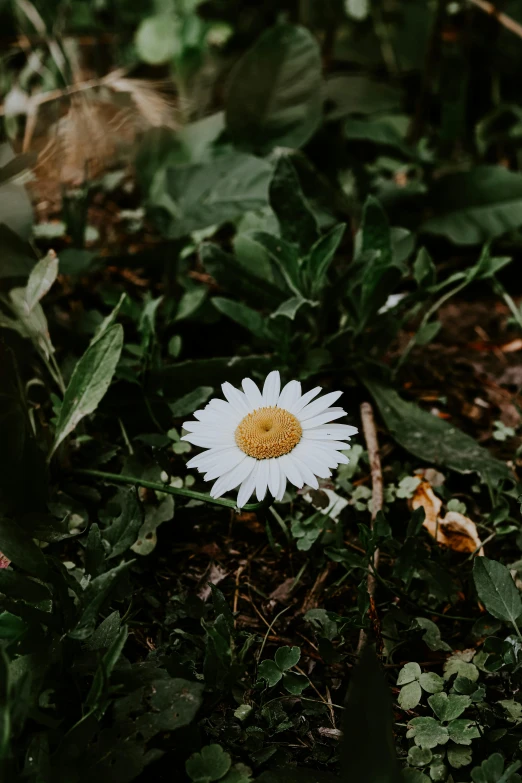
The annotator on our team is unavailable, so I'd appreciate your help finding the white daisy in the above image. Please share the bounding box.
[181,370,358,508]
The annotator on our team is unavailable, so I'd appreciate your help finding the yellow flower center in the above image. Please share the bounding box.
[235,406,302,460]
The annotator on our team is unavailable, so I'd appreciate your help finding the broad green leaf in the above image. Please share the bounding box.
[428,693,471,722]
[444,653,479,683]
[402,772,430,783]
[51,324,124,456]
[473,557,522,625]
[344,117,413,157]
[397,662,421,685]
[365,380,510,485]
[275,646,300,671]
[407,746,433,768]
[341,646,403,783]
[270,295,315,320]
[414,320,441,346]
[132,494,174,556]
[103,488,143,560]
[269,155,318,255]
[471,752,521,783]
[323,74,401,121]
[69,560,134,640]
[150,153,271,239]
[407,717,449,749]
[135,14,181,64]
[282,672,309,695]
[447,718,481,745]
[90,293,126,346]
[399,681,422,710]
[186,744,231,783]
[225,24,322,153]
[447,744,472,769]
[201,242,284,309]
[0,517,47,579]
[175,287,207,321]
[257,660,282,687]
[413,618,452,652]
[423,165,522,244]
[85,611,121,651]
[170,387,213,418]
[414,247,436,288]
[212,297,267,339]
[84,626,128,718]
[134,678,204,740]
[25,251,58,311]
[0,570,50,603]
[419,673,444,694]
[304,223,346,296]
[248,231,302,296]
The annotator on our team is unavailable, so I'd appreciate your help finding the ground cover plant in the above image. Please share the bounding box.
[3,1,522,781]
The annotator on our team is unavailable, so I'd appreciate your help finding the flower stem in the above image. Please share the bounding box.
[72,468,273,512]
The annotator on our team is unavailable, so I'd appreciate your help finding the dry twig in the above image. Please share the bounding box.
[357,402,383,655]
[468,0,522,40]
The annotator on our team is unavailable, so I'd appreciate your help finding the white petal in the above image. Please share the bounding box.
[181,433,236,448]
[279,453,304,489]
[242,378,264,410]
[301,410,346,429]
[293,442,332,478]
[262,371,281,406]
[287,386,322,414]
[291,455,319,490]
[237,464,258,507]
[268,458,280,498]
[187,446,235,469]
[276,470,287,501]
[298,391,343,422]
[210,457,256,498]
[313,423,358,437]
[302,435,351,451]
[222,382,250,414]
[256,460,269,501]
[277,380,301,411]
[181,420,232,434]
[204,450,247,481]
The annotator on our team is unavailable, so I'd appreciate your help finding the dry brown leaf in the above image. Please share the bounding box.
[411,480,484,555]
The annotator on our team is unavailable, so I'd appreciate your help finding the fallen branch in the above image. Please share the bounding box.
[468,0,522,40]
[357,402,384,655]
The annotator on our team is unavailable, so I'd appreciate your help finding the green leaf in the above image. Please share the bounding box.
[186,744,231,783]
[150,153,272,239]
[399,681,422,710]
[402,771,431,783]
[419,673,444,694]
[407,746,433,768]
[156,355,273,399]
[428,693,471,722]
[447,744,472,769]
[341,646,403,783]
[444,653,479,682]
[135,14,181,65]
[414,320,442,347]
[0,144,34,240]
[84,625,128,719]
[201,241,284,309]
[473,557,522,625]
[397,662,421,685]
[407,717,449,749]
[304,223,346,296]
[471,753,522,783]
[268,155,318,255]
[175,287,207,321]
[423,165,522,244]
[212,297,267,339]
[134,678,204,740]
[344,117,413,156]
[257,660,282,687]
[51,324,124,456]
[282,672,309,695]
[275,646,300,671]
[103,488,143,560]
[225,23,322,154]
[270,295,315,320]
[414,248,437,288]
[323,74,401,121]
[25,251,58,311]
[69,560,134,640]
[90,293,126,346]
[248,230,302,297]
[170,387,213,418]
[365,380,509,485]
[132,494,174,557]
[85,611,121,651]
[0,518,47,579]
[447,718,481,745]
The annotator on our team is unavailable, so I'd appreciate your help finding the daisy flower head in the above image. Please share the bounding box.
[182,371,358,508]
